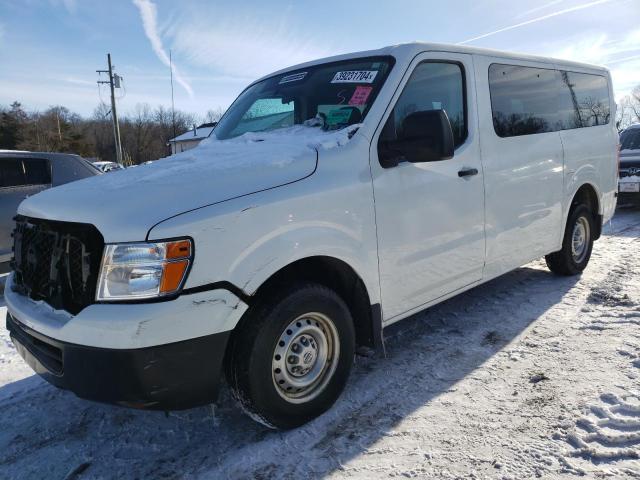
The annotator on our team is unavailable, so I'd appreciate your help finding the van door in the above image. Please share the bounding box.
[473,57,565,279]
[370,52,485,321]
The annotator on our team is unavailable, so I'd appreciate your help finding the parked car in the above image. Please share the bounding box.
[619,124,640,204]
[0,151,100,273]
[92,161,125,173]
[5,43,618,429]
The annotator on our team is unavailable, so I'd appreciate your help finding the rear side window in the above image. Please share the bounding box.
[558,72,611,128]
[489,63,611,138]
[621,129,640,150]
[390,61,467,147]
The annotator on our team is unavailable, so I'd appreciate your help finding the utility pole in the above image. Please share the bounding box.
[97,53,123,164]
[170,50,176,148]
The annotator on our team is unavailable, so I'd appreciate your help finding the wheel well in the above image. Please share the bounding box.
[251,256,380,350]
[571,184,602,240]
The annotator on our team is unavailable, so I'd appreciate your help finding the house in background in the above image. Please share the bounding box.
[168,122,217,154]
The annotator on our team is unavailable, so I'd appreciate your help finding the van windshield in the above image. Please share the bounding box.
[214,57,394,140]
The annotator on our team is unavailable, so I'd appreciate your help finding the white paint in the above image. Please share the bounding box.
[3,273,247,349]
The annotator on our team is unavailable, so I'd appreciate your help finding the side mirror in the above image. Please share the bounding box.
[379,109,455,167]
[400,110,455,163]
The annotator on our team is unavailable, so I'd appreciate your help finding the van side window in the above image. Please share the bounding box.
[391,62,467,147]
[0,158,26,188]
[558,72,611,128]
[489,63,611,138]
[488,65,559,137]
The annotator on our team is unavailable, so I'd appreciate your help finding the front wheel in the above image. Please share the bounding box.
[545,204,595,275]
[225,283,355,429]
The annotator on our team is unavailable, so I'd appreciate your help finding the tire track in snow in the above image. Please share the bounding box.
[557,215,640,476]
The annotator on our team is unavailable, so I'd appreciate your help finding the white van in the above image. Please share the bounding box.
[5,43,617,429]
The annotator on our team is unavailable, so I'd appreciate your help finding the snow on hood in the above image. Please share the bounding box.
[19,125,360,242]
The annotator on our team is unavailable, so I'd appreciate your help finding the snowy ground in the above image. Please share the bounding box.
[1,208,639,479]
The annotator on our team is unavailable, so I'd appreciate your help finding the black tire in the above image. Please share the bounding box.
[545,204,595,275]
[225,283,355,429]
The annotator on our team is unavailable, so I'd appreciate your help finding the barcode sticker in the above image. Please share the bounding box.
[331,70,378,83]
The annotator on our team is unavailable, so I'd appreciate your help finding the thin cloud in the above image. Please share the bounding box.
[459,0,616,44]
[550,29,640,99]
[514,0,565,19]
[132,0,194,97]
[48,0,77,14]
[167,8,332,80]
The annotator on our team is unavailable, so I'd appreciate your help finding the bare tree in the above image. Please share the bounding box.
[617,85,640,131]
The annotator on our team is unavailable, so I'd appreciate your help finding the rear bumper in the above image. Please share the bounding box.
[7,311,230,409]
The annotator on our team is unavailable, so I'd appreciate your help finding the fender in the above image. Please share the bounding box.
[561,175,602,243]
[147,140,382,332]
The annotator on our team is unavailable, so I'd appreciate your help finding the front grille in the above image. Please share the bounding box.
[620,169,640,178]
[11,216,104,315]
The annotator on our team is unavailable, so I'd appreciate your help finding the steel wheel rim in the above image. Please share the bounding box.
[571,216,590,263]
[272,312,340,404]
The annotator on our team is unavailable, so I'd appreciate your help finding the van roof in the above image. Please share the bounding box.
[256,42,609,85]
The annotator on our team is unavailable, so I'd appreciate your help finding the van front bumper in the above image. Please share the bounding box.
[7,311,231,409]
[4,272,249,409]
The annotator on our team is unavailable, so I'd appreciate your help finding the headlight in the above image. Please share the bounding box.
[96,239,193,301]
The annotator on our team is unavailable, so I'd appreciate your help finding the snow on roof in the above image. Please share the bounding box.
[169,126,215,143]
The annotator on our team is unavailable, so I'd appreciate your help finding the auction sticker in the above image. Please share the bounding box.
[348,86,373,106]
[331,70,378,83]
[326,109,353,125]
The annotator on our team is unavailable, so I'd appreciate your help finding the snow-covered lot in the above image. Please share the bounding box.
[1,209,639,479]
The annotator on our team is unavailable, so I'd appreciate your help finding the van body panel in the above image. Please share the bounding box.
[148,134,382,309]
[475,55,566,279]
[369,51,485,321]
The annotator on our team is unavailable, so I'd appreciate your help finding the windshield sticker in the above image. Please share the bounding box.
[348,86,373,106]
[326,109,353,126]
[331,70,378,84]
[279,72,307,84]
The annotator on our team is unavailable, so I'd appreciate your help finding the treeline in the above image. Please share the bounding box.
[0,102,225,165]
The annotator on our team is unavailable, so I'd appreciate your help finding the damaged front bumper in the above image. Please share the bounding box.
[4,273,248,409]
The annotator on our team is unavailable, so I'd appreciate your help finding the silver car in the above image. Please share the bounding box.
[0,151,101,272]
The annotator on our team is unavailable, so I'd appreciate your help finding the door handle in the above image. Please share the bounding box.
[458,168,478,178]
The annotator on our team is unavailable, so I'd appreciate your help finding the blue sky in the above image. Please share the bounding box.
[1,0,638,119]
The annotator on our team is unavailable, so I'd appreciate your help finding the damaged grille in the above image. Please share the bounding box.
[11,216,104,315]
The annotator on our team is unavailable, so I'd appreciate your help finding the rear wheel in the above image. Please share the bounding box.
[225,283,355,429]
[545,204,594,275]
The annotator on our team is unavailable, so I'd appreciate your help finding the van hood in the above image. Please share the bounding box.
[19,125,359,242]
